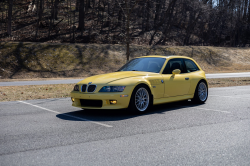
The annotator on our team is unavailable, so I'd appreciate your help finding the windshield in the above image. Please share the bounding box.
[118,57,166,73]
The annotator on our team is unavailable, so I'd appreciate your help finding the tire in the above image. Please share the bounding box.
[128,85,152,113]
[193,81,208,104]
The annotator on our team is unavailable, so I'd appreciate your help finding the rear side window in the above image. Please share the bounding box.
[184,59,200,73]
[162,58,187,74]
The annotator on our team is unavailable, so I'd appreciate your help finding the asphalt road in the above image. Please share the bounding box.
[206,72,250,78]
[1,86,250,166]
[0,72,250,86]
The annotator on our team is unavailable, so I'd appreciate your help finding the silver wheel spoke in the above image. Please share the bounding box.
[198,82,207,102]
[135,87,149,111]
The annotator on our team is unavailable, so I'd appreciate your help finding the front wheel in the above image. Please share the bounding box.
[129,85,151,113]
[193,81,208,104]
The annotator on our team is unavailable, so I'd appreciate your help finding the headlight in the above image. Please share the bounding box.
[99,86,126,92]
[73,85,79,91]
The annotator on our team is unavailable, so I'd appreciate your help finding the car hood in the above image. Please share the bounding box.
[78,71,156,84]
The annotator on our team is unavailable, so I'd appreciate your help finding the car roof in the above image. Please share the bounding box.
[136,55,202,71]
[139,55,191,59]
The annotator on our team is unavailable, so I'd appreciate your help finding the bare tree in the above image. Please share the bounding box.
[79,0,85,36]
[149,0,178,45]
[38,0,43,22]
[7,0,13,36]
[76,0,80,11]
[2,0,250,48]
[51,0,59,20]
[117,0,143,61]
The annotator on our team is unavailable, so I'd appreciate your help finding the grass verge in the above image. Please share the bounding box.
[1,77,250,102]
[208,77,250,88]
[0,84,75,102]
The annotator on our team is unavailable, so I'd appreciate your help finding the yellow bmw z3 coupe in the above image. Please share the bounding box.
[71,55,208,113]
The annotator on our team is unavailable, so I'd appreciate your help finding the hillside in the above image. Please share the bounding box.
[1,0,250,47]
[1,42,250,79]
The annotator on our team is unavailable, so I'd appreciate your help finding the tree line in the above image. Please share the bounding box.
[2,0,250,49]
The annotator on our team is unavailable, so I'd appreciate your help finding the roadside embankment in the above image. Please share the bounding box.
[1,42,250,79]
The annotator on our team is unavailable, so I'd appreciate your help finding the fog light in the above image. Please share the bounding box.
[110,100,117,104]
[71,97,75,102]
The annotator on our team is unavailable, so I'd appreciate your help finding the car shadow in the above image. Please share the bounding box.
[56,100,205,122]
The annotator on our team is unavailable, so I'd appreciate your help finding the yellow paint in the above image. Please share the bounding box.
[70,55,207,109]
[162,73,190,97]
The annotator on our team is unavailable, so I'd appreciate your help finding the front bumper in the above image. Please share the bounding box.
[70,91,131,109]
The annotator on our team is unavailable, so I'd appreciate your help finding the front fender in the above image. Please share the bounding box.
[108,75,164,99]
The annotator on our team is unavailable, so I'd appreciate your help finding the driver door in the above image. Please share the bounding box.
[161,58,190,97]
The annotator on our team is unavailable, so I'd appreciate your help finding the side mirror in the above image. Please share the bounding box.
[172,69,181,75]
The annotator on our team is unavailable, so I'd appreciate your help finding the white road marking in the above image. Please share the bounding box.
[210,95,250,99]
[190,107,231,114]
[176,105,231,114]
[18,101,113,128]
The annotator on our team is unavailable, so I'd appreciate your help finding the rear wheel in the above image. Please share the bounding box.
[193,81,208,103]
[129,85,152,113]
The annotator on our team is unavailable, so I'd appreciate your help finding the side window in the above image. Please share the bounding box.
[163,58,187,74]
[184,59,200,73]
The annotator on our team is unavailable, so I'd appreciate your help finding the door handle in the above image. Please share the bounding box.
[185,77,189,80]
